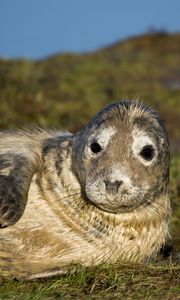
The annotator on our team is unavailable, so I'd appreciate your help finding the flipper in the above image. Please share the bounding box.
[0,131,42,227]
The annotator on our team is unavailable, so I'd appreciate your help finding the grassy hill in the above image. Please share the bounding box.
[0,32,180,150]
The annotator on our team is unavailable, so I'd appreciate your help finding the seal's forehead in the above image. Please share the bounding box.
[85,101,169,146]
[90,101,158,126]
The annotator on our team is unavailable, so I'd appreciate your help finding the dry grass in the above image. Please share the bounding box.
[1,262,180,300]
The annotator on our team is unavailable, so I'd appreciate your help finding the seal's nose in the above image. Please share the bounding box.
[104,180,123,194]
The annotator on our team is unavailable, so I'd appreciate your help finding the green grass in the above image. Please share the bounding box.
[169,154,180,255]
[0,263,180,299]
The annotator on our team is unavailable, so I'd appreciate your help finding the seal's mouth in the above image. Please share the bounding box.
[84,193,137,214]
[96,203,137,214]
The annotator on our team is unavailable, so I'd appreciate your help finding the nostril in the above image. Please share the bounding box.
[104,180,123,193]
[104,180,110,189]
[114,180,123,190]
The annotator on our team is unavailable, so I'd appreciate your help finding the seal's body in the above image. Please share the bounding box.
[0,101,170,279]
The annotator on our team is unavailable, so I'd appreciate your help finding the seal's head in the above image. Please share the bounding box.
[73,101,169,213]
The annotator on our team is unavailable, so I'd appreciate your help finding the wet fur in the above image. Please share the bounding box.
[0,101,170,280]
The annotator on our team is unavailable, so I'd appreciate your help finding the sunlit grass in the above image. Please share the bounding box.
[1,262,180,299]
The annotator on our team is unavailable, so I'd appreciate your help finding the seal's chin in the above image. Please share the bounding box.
[84,194,138,214]
[95,203,137,214]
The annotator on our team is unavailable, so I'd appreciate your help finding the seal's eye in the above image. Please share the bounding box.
[90,142,102,154]
[140,145,154,161]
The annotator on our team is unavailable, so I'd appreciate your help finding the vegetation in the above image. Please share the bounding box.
[0,262,180,299]
[0,32,180,149]
[0,32,180,299]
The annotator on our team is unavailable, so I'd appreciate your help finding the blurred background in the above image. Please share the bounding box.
[0,0,180,257]
[0,0,179,151]
[0,0,180,145]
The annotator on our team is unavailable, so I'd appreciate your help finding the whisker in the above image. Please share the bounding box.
[58,192,81,202]
[142,197,169,219]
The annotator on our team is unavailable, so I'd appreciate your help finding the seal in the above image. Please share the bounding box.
[0,100,170,280]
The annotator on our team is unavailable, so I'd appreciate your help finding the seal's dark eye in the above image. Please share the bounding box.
[140,145,154,161]
[90,142,102,154]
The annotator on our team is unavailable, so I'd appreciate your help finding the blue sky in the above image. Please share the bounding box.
[0,0,180,59]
